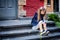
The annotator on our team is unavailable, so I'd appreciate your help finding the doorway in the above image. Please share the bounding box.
[0,0,18,20]
[53,0,59,12]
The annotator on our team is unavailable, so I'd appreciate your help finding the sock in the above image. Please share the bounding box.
[44,30,47,33]
[40,30,43,33]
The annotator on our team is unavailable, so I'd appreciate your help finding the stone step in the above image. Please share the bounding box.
[0,24,32,31]
[0,26,60,32]
[18,17,32,20]
[2,32,60,40]
[1,29,39,39]
[20,32,60,40]
[0,20,55,31]
[1,27,60,38]
[0,20,55,27]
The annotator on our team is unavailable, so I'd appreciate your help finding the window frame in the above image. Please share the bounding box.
[47,0,51,5]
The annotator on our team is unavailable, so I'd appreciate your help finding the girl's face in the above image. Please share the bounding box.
[40,10,45,15]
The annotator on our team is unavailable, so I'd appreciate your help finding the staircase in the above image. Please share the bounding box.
[0,20,60,40]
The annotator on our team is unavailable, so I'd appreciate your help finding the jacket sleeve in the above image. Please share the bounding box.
[31,13,38,26]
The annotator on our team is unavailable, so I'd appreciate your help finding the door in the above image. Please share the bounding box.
[53,0,59,12]
[0,0,17,20]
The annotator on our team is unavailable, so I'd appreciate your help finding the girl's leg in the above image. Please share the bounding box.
[43,22,47,32]
[32,25,39,30]
[43,23,49,35]
[38,21,43,32]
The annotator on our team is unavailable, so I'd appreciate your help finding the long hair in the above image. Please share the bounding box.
[37,8,46,21]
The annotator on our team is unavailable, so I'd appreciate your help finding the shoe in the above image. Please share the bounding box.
[43,30,49,33]
[43,31,49,36]
[40,31,49,36]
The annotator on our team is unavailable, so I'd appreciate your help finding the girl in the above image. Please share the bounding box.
[31,7,49,35]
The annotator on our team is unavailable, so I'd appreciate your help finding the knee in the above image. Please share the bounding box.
[43,23,46,26]
[39,21,43,24]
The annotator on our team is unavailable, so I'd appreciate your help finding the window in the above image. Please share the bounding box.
[47,0,51,5]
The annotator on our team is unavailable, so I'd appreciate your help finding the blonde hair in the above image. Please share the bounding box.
[37,8,46,21]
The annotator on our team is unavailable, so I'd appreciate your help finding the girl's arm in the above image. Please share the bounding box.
[37,9,40,21]
[43,14,47,20]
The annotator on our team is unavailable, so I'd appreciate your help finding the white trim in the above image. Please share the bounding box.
[44,0,47,9]
[59,0,60,12]
[47,4,51,7]
[45,11,59,14]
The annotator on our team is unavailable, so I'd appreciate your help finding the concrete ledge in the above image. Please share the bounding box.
[1,27,60,38]
[0,20,55,27]
[2,32,60,40]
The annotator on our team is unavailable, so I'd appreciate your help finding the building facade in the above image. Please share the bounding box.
[44,0,54,13]
[44,0,59,13]
[18,0,44,17]
[0,0,60,20]
[18,0,59,17]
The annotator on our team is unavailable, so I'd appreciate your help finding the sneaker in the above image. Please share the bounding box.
[43,31,49,36]
[43,30,49,33]
[40,31,49,36]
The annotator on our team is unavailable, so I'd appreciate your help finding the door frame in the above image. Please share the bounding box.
[15,0,18,19]
[53,0,59,12]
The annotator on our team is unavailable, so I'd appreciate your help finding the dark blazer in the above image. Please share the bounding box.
[31,12,45,26]
[31,12,39,26]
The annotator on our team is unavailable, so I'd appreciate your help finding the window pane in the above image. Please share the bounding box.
[47,0,51,5]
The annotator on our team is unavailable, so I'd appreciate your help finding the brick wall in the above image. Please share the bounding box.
[18,0,44,17]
